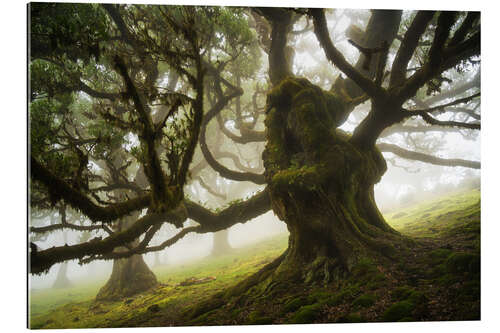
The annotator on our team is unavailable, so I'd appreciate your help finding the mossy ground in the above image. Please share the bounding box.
[29,188,480,328]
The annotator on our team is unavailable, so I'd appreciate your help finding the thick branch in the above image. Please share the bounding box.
[77,81,121,101]
[390,11,436,88]
[30,222,111,234]
[378,142,480,169]
[405,108,481,130]
[310,8,383,99]
[380,123,469,137]
[177,54,204,188]
[412,92,480,114]
[114,56,171,210]
[30,209,183,274]
[200,88,266,184]
[87,226,201,261]
[196,176,227,200]
[185,187,271,233]
[30,157,150,223]
[31,188,271,270]
[449,12,480,47]
[216,114,266,144]
[254,8,293,85]
[396,12,480,103]
[423,72,480,106]
[342,10,402,98]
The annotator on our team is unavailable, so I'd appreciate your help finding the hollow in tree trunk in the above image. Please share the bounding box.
[211,229,232,256]
[261,78,406,284]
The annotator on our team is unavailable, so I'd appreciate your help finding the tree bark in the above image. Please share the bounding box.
[95,251,158,301]
[262,77,404,284]
[95,211,157,302]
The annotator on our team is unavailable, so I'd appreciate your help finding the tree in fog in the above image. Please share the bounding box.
[29,4,480,295]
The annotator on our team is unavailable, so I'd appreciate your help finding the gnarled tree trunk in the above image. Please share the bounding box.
[262,78,404,284]
[95,206,158,301]
[96,251,157,301]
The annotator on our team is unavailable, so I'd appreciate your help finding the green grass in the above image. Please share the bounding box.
[29,188,480,328]
[29,279,106,318]
[29,233,288,328]
[386,188,480,238]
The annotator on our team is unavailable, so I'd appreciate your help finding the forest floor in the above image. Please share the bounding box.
[29,187,480,328]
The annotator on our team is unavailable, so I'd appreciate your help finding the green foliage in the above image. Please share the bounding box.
[207,8,261,77]
[30,3,109,61]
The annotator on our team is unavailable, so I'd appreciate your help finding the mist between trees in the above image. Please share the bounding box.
[29,3,479,300]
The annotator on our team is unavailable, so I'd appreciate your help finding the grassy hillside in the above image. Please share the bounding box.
[29,188,480,328]
[30,234,289,328]
[388,188,480,242]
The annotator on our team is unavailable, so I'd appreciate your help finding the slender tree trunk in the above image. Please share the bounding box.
[211,229,232,256]
[153,251,162,267]
[52,230,72,289]
[52,261,72,289]
[262,78,405,284]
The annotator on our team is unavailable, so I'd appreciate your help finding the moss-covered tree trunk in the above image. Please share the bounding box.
[262,78,404,284]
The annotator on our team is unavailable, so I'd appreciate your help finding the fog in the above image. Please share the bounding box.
[29,8,480,293]
[30,151,479,291]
